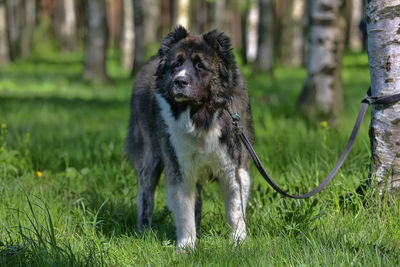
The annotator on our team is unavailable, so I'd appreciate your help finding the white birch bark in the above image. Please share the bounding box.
[367,0,400,195]
[175,0,190,29]
[0,0,9,66]
[246,0,259,62]
[297,0,346,123]
[348,0,363,52]
[60,0,77,52]
[121,0,134,71]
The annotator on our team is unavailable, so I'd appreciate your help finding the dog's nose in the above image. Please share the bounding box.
[173,76,189,89]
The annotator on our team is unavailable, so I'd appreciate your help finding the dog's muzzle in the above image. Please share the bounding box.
[173,76,191,103]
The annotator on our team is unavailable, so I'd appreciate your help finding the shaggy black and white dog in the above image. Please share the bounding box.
[126,26,254,249]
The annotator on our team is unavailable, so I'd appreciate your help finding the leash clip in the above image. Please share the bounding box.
[230,112,241,123]
[230,112,242,130]
[226,99,242,130]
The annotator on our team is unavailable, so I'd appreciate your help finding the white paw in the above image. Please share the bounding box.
[231,228,247,245]
[177,237,196,250]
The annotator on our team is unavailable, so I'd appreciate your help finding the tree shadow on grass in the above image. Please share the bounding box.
[0,95,130,171]
[1,51,133,85]
[77,186,176,244]
[0,65,132,90]
[0,94,128,109]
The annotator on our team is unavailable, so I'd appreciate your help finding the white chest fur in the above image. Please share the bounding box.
[155,94,234,183]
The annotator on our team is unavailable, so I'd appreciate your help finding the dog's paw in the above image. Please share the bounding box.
[136,222,152,234]
[230,229,247,246]
[177,237,196,251]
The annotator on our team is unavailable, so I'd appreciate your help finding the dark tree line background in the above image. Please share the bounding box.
[0,0,366,122]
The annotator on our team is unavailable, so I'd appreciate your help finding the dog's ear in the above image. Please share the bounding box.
[202,30,234,65]
[158,25,188,58]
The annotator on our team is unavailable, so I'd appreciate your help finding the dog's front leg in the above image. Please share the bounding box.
[220,167,251,243]
[167,179,197,249]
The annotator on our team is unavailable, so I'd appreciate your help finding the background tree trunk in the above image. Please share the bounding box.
[297,0,346,124]
[0,0,9,66]
[132,0,159,72]
[174,0,190,29]
[256,0,274,72]
[160,0,173,37]
[230,5,242,49]
[6,0,22,60]
[75,0,87,45]
[60,0,77,53]
[280,0,305,67]
[347,0,363,52]
[107,0,123,48]
[190,0,211,34]
[121,0,134,71]
[82,0,110,84]
[132,0,145,72]
[213,0,233,37]
[367,0,400,196]
[246,0,259,62]
[240,1,250,65]
[142,0,159,45]
[20,0,36,59]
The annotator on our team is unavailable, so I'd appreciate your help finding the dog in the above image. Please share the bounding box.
[126,26,254,249]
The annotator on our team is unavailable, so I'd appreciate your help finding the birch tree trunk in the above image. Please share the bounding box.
[256,0,274,72]
[281,0,305,67]
[175,0,190,29]
[20,0,36,59]
[297,0,346,124]
[246,1,259,62]
[348,0,363,52]
[82,0,110,84]
[121,0,134,71]
[0,0,9,66]
[367,0,400,195]
[59,0,77,53]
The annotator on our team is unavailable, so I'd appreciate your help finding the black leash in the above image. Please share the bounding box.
[227,87,400,199]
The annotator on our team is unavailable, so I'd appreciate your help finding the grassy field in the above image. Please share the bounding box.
[1,48,400,266]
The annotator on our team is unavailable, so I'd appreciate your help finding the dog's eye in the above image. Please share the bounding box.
[172,61,181,68]
[172,55,185,68]
[196,62,206,71]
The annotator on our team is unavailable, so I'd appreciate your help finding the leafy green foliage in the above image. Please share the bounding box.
[1,50,399,266]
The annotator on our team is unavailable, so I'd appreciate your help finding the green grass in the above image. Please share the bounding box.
[1,49,400,266]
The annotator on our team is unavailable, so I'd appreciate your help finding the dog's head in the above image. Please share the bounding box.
[155,26,236,114]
